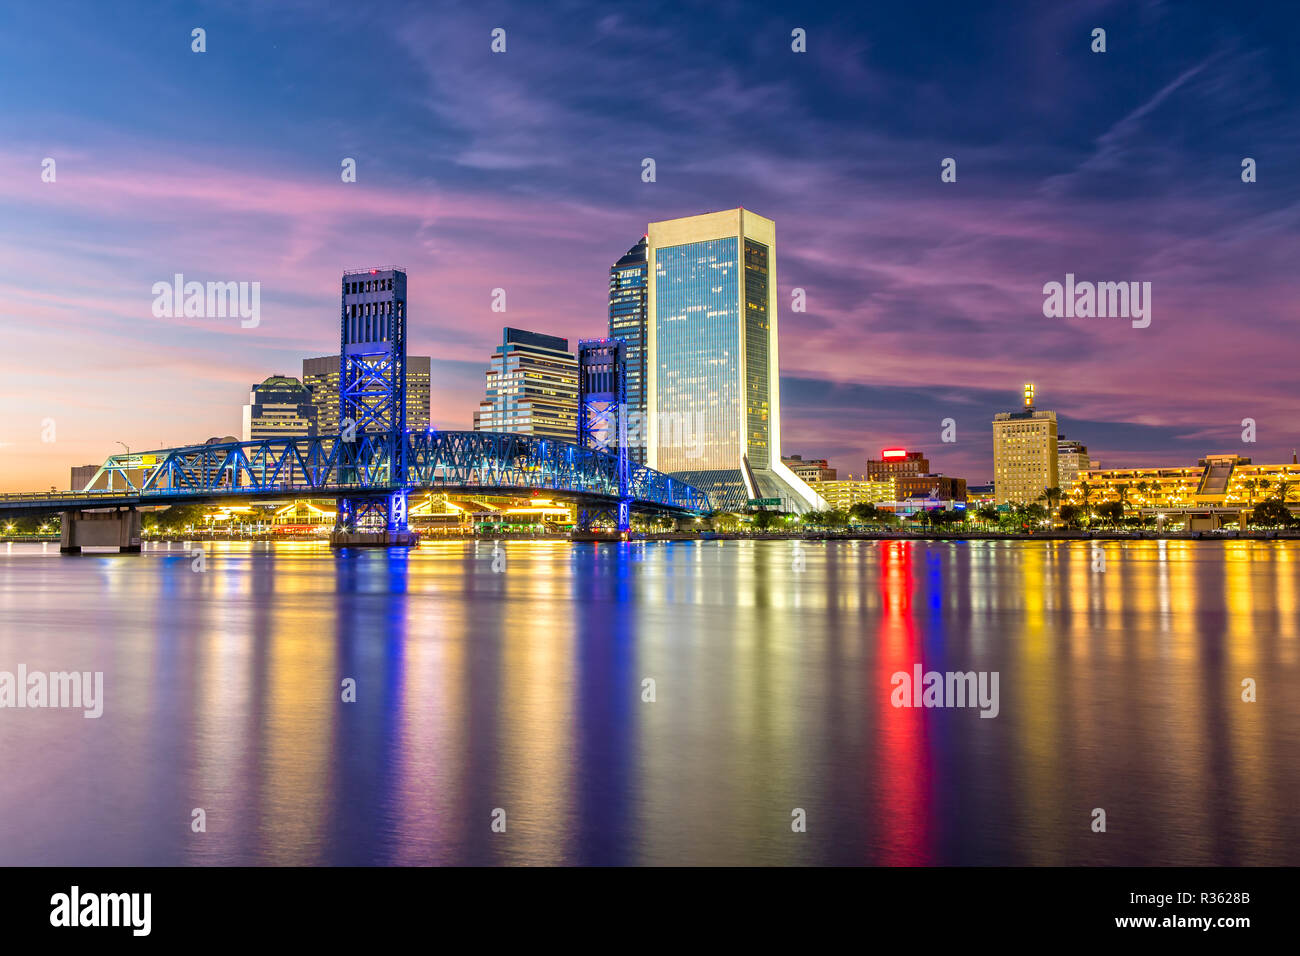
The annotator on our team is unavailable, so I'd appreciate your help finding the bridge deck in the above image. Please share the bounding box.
[0,430,710,516]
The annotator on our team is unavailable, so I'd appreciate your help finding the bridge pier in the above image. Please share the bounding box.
[330,492,419,548]
[329,530,420,548]
[60,508,141,554]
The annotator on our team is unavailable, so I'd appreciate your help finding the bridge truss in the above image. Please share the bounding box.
[0,431,709,517]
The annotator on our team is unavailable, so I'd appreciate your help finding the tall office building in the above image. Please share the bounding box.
[1056,436,1090,489]
[473,328,579,441]
[992,383,1059,505]
[242,375,317,442]
[608,236,648,465]
[303,354,431,436]
[645,208,822,512]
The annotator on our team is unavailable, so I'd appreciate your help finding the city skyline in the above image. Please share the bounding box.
[3,0,1299,896]
[3,1,1298,493]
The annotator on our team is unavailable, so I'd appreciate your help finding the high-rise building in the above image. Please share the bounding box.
[645,208,822,512]
[242,375,317,442]
[992,383,1059,505]
[1056,436,1090,489]
[608,237,648,465]
[782,455,837,482]
[865,448,930,481]
[473,328,578,441]
[303,354,431,436]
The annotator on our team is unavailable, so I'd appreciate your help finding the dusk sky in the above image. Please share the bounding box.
[2,0,1297,491]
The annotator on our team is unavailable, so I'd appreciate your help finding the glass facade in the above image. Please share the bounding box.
[653,237,742,474]
[646,209,823,513]
[743,238,771,469]
[608,238,648,465]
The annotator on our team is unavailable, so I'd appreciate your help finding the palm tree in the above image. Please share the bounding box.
[1115,485,1131,520]
[1251,499,1294,528]
[1133,480,1154,522]
[1097,501,1124,528]
[703,509,733,532]
[849,502,878,525]
[1076,481,1094,524]
[1242,478,1259,506]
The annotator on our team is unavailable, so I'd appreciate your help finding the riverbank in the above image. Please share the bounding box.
[14,528,1289,546]
[631,529,1300,542]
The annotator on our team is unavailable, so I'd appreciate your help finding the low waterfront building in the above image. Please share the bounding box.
[781,455,837,483]
[886,496,967,516]
[895,474,968,502]
[817,477,895,510]
[1068,453,1300,528]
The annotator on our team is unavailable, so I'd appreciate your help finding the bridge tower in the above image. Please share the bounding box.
[333,267,415,545]
[576,338,631,532]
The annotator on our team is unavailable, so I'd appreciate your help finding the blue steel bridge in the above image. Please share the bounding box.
[0,268,709,548]
[0,428,709,521]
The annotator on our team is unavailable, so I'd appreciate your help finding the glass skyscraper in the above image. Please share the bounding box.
[608,237,648,465]
[646,209,823,512]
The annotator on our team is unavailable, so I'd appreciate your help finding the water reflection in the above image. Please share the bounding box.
[0,539,1296,865]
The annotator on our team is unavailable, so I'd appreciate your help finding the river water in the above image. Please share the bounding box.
[0,538,1296,865]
